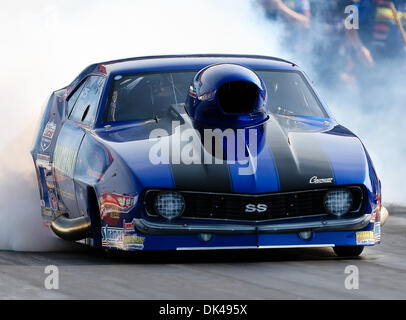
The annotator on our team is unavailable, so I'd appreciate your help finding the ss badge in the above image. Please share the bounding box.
[245,203,268,213]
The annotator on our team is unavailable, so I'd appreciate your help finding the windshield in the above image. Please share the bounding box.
[257,70,327,118]
[103,70,327,123]
[103,72,195,123]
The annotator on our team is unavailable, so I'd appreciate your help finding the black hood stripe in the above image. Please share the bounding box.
[266,117,335,191]
[169,122,232,193]
[170,162,232,192]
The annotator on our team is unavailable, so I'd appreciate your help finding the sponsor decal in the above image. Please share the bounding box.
[101,225,145,250]
[98,193,137,226]
[101,226,124,248]
[374,222,381,243]
[98,64,107,74]
[371,195,381,224]
[370,210,377,223]
[124,234,145,250]
[356,231,375,245]
[45,170,55,189]
[123,219,135,234]
[309,176,334,184]
[48,189,59,211]
[41,121,56,152]
[372,193,382,243]
[188,85,197,98]
[41,207,53,219]
[41,138,52,152]
[36,154,51,170]
[43,121,56,139]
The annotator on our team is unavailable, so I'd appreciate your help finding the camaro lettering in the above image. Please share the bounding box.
[309,176,334,184]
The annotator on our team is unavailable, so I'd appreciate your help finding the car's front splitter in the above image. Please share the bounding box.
[101,221,380,251]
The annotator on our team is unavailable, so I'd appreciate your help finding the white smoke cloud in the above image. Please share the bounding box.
[0,0,285,251]
[0,125,74,251]
[0,0,283,145]
[324,84,406,206]
[0,0,403,251]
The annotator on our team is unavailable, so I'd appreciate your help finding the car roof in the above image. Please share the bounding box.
[98,54,298,75]
[60,54,300,108]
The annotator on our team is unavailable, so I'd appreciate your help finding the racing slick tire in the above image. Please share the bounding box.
[333,246,364,257]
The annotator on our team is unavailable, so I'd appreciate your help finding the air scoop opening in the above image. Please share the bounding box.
[218,81,259,114]
[185,63,269,129]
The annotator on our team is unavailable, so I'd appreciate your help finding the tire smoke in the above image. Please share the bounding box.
[0,125,74,251]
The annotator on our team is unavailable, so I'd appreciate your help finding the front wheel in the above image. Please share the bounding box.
[333,246,364,257]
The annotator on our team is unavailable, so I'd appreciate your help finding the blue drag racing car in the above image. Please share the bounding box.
[31,54,388,257]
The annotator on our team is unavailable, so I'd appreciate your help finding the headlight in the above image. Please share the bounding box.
[154,191,185,220]
[324,188,353,217]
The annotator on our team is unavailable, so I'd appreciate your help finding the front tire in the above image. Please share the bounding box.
[88,188,102,249]
[333,246,364,257]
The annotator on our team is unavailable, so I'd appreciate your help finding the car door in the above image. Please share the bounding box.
[54,75,106,218]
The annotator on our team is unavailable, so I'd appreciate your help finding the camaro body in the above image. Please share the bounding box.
[31,54,383,252]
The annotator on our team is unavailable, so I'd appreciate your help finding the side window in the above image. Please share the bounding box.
[66,80,88,117]
[69,76,106,125]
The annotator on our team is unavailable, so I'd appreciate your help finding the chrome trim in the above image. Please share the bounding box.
[134,214,371,235]
[258,244,335,249]
[144,186,364,221]
[176,244,335,251]
[174,213,328,224]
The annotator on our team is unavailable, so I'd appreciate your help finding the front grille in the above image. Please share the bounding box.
[144,187,363,221]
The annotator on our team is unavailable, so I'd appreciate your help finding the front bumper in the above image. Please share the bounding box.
[134,214,371,235]
[101,214,380,251]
